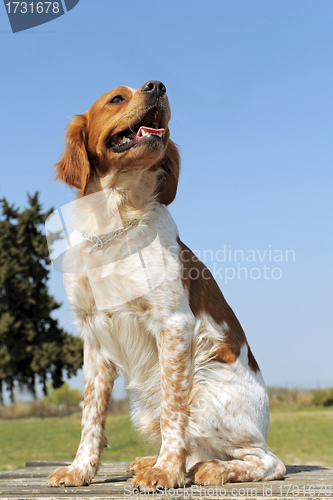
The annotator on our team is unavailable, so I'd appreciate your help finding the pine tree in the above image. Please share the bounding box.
[0,193,83,404]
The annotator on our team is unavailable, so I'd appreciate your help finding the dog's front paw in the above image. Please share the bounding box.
[128,456,158,476]
[47,466,94,487]
[132,465,186,491]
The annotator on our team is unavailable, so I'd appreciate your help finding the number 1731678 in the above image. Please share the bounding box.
[5,2,60,14]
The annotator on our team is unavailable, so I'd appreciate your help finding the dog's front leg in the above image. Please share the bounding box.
[132,320,193,490]
[47,341,117,487]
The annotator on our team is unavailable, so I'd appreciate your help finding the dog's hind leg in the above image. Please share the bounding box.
[188,447,286,485]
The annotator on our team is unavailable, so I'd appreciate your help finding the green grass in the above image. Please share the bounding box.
[0,413,158,471]
[267,407,333,466]
[0,407,332,471]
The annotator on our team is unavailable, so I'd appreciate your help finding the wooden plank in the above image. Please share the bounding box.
[0,461,332,499]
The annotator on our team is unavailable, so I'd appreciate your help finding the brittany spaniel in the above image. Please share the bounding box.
[47,81,286,490]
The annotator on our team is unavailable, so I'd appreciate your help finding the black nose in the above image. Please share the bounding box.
[141,80,166,99]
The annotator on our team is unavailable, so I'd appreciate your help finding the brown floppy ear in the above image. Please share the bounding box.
[156,140,180,205]
[55,114,90,193]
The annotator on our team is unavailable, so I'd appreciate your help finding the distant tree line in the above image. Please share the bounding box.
[0,380,129,419]
[0,193,83,404]
[268,387,333,408]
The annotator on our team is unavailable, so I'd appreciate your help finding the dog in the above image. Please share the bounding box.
[47,81,286,490]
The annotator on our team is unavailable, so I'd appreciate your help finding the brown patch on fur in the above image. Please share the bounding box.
[178,239,255,365]
[212,344,238,364]
[136,298,152,313]
[247,344,260,373]
[213,340,259,372]
[154,140,180,205]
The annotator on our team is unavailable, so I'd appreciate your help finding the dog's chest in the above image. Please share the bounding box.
[84,224,170,312]
[65,209,184,377]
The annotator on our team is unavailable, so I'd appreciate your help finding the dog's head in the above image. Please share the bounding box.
[56,81,180,206]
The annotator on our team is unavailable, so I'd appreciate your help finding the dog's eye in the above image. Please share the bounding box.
[109,95,125,104]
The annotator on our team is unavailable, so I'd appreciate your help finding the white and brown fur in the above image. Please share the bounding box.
[47,81,286,490]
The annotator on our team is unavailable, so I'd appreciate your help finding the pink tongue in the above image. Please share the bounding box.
[137,126,165,137]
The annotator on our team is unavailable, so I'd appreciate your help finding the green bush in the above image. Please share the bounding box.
[312,388,333,407]
[46,382,82,407]
[268,387,312,408]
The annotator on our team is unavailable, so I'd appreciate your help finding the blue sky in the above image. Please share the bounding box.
[1,0,332,399]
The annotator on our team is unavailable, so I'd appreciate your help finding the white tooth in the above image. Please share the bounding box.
[119,136,130,144]
[142,130,148,136]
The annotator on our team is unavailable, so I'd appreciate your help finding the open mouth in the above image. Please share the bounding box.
[108,107,165,153]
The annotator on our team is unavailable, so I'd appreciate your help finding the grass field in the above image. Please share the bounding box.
[268,407,333,466]
[0,407,332,471]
